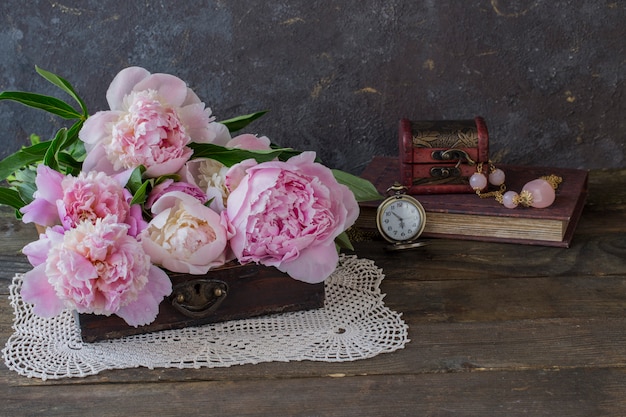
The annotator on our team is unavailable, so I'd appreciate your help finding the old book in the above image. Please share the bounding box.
[357,156,589,247]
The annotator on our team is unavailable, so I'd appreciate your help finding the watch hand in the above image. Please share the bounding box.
[391,212,406,229]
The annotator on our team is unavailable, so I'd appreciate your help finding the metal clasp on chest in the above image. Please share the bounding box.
[431,149,476,164]
[170,279,229,318]
[429,148,476,179]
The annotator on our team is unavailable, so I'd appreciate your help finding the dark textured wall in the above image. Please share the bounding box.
[0,1,623,174]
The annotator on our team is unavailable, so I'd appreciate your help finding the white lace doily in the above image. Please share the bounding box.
[3,255,408,380]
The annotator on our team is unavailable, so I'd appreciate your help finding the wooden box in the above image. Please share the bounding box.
[77,263,325,342]
[399,117,490,194]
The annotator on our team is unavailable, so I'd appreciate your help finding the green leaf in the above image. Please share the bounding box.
[219,110,268,133]
[331,169,383,202]
[29,134,41,145]
[43,128,68,171]
[130,180,151,206]
[59,119,84,150]
[126,166,152,206]
[126,166,147,196]
[0,188,26,211]
[13,181,37,206]
[188,142,292,166]
[56,152,83,174]
[334,231,354,251]
[9,166,38,204]
[0,91,83,119]
[0,141,49,181]
[36,66,88,116]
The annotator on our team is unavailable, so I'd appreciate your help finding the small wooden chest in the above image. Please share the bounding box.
[77,263,325,342]
[399,117,489,194]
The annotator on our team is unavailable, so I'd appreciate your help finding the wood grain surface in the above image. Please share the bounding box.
[1,169,625,416]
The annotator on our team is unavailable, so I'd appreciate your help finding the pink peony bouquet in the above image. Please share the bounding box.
[0,67,380,327]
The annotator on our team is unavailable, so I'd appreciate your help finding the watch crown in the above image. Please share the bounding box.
[386,182,407,196]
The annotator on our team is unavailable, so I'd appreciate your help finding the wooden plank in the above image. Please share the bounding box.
[379,276,626,323]
[0,255,33,282]
[0,209,38,253]
[2,368,626,416]
[3,316,626,385]
[586,169,626,211]
[352,216,626,281]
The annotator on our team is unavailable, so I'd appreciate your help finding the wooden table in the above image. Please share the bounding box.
[1,169,625,416]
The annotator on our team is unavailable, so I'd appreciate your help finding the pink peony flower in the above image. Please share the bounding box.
[140,191,232,274]
[20,216,171,326]
[20,164,145,236]
[178,158,231,213]
[79,66,225,177]
[145,178,207,209]
[225,151,359,283]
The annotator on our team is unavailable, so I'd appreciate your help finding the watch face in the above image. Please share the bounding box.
[377,197,425,243]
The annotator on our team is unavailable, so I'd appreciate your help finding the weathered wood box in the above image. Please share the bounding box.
[77,263,325,343]
[399,117,490,194]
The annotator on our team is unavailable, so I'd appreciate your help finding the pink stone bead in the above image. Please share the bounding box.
[522,178,556,208]
[469,173,487,191]
[489,168,505,186]
[502,191,519,208]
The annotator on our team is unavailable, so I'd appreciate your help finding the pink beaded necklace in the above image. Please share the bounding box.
[470,162,562,209]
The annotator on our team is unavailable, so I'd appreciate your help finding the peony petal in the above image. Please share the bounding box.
[21,233,54,267]
[126,203,148,237]
[21,264,66,317]
[20,198,59,227]
[339,186,360,231]
[226,134,272,151]
[205,187,226,213]
[140,229,171,267]
[112,168,134,188]
[149,190,199,215]
[287,150,317,167]
[143,149,193,178]
[181,87,202,107]
[133,73,189,107]
[79,111,121,146]
[278,243,339,284]
[30,164,64,202]
[81,143,117,175]
[207,122,232,146]
[161,257,210,275]
[106,66,151,110]
[224,158,258,193]
[177,103,213,143]
[115,265,172,327]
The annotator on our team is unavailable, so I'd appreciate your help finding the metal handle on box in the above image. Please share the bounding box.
[431,149,476,165]
[430,166,461,178]
[170,279,229,318]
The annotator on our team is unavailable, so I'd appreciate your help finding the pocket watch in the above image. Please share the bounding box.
[376,183,428,251]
